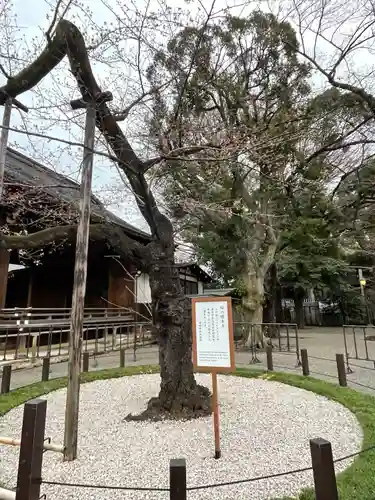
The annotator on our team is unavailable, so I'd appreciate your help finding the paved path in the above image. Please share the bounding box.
[2,327,375,396]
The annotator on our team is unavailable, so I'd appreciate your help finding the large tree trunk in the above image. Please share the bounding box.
[242,271,265,347]
[242,236,278,347]
[126,228,211,421]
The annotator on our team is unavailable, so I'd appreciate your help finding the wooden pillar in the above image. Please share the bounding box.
[301,349,310,376]
[1,365,11,394]
[310,438,338,500]
[336,353,347,387]
[170,459,187,500]
[0,248,9,309]
[0,98,27,310]
[64,105,95,461]
[15,399,47,500]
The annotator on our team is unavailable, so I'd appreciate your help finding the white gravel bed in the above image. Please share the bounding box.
[0,373,363,500]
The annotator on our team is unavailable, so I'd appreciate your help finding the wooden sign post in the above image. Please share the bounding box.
[192,297,235,459]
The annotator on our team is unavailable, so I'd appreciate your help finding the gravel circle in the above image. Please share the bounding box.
[0,373,363,500]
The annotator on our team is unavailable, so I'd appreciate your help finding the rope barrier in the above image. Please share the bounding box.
[333,443,375,463]
[39,443,375,492]
[40,480,169,492]
[186,465,313,491]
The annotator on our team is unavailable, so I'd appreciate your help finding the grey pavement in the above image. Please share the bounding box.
[2,327,375,396]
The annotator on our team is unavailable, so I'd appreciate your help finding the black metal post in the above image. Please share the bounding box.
[310,438,338,500]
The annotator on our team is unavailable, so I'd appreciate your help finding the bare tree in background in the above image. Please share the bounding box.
[281,0,375,242]
[283,0,375,116]
[145,9,375,343]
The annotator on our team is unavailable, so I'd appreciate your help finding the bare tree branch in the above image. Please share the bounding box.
[304,116,373,164]
[143,144,221,169]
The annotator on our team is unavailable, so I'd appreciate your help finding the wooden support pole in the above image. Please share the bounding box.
[310,438,339,500]
[0,98,12,200]
[0,98,27,312]
[301,348,310,376]
[336,353,347,387]
[120,348,125,368]
[41,357,50,382]
[82,351,89,373]
[266,345,273,371]
[170,459,187,500]
[64,104,96,462]
[1,365,11,394]
[15,399,47,500]
[0,96,28,202]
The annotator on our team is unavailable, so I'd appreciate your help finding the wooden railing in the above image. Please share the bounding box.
[0,307,152,363]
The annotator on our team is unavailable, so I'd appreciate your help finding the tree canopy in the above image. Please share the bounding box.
[144,11,375,335]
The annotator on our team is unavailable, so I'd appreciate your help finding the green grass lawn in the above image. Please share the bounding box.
[1,365,375,499]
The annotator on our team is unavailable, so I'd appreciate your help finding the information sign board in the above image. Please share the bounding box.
[192,296,235,372]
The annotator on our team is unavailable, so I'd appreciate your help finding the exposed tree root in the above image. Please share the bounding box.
[125,384,212,422]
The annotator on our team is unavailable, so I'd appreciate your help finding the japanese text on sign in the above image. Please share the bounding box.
[193,299,234,370]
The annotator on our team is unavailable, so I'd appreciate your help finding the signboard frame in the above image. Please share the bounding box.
[191,296,235,459]
[192,296,235,373]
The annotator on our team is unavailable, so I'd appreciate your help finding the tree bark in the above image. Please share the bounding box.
[127,238,210,420]
[242,235,277,347]
[0,19,211,420]
[242,271,265,347]
[294,287,306,329]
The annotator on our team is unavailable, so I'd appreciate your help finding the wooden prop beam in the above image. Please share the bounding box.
[0,436,64,453]
[64,90,112,462]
